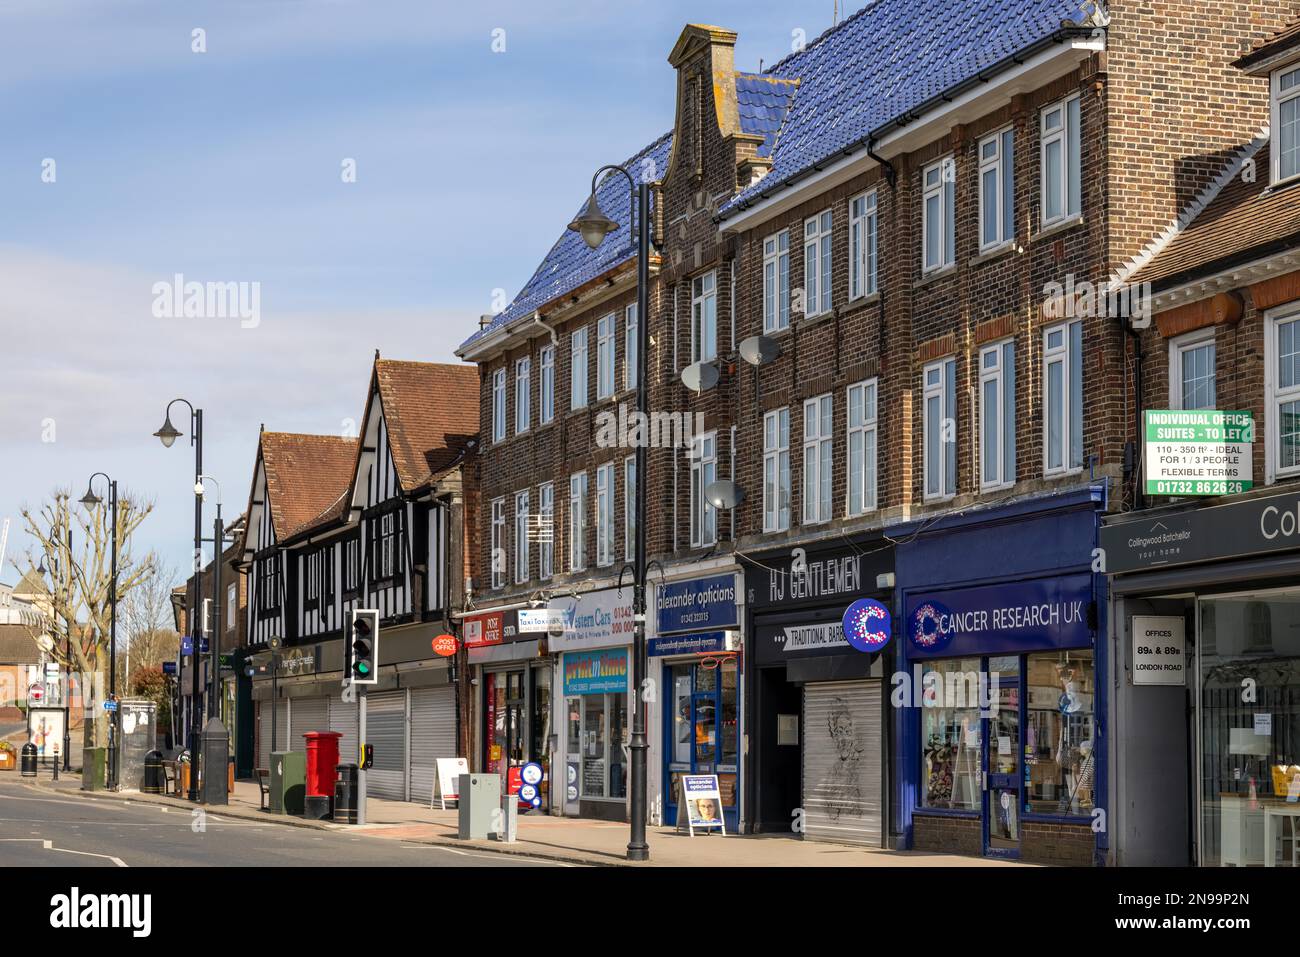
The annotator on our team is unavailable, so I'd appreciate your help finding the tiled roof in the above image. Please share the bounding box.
[720,0,1094,218]
[735,72,799,157]
[259,432,358,540]
[0,624,40,664]
[375,359,480,492]
[457,131,672,353]
[1234,16,1300,69]
[1129,140,1300,289]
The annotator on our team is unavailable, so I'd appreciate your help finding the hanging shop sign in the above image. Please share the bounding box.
[1130,616,1186,686]
[562,649,629,696]
[656,573,739,634]
[842,598,892,653]
[1144,410,1253,496]
[905,575,1094,657]
[547,588,634,652]
[431,634,459,657]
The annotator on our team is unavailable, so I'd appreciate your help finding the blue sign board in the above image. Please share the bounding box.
[842,598,892,653]
[656,574,739,635]
[162,661,177,675]
[648,631,729,657]
[199,637,210,654]
[103,700,118,712]
[181,635,193,656]
[562,649,629,696]
[905,574,1094,657]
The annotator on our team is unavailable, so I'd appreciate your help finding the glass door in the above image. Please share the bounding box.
[984,655,1021,856]
[663,658,739,829]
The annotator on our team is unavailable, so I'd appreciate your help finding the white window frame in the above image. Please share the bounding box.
[689,432,718,548]
[803,210,833,317]
[570,327,588,410]
[763,407,791,532]
[1272,64,1300,185]
[1169,327,1217,411]
[624,304,638,392]
[846,379,878,515]
[227,581,237,631]
[624,456,636,563]
[979,339,1016,491]
[568,472,587,572]
[978,127,1015,251]
[515,356,531,434]
[802,393,833,524]
[514,489,530,584]
[1042,319,1084,477]
[763,229,791,331]
[1265,304,1300,483]
[1040,94,1082,227]
[849,191,878,300]
[539,344,555,425]
[492,368,506,443]
[538,482,554,580]
[595,462,614,567]
[923,358,957,501]
[597,313,615,401]
[490,497,505,589]
[691,271,717,364]
[922,157,956,273]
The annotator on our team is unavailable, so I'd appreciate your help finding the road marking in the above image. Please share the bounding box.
[397,844,572,866]
[0,838,127,867]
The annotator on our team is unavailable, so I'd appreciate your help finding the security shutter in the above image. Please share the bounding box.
[330,696,359,769]
[289,696,329,750]
[365,690,407,801]
[257,702,271,768]
[802,680,882,846]
[409,686,456,804]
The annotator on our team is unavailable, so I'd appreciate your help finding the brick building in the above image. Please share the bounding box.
[459,0,1300,863]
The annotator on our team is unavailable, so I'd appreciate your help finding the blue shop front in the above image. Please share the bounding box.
[895,486,1108,866]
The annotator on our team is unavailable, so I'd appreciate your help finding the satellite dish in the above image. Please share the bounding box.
[680,361,719,392]
[739,335,781,366]
[705,479,745,511]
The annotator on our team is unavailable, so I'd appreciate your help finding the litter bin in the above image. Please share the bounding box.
[142,750,165,794]
[334,763,358,824]
[302,731,341,820]
[20,743,37,777]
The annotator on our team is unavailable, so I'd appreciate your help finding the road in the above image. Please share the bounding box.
[0,778,565,867]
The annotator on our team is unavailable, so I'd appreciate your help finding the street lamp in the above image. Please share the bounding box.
[80,473,119,790]
[568,164,651,861]
[155,398,204,801]
[196,474,231,805]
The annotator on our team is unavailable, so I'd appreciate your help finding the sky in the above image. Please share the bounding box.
[0,0,835,586]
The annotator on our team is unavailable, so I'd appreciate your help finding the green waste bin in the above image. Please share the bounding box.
[81,747,106,791]
[269,750,306,814]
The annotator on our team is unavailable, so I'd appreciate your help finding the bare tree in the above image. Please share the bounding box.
[20,487,155,751]
[120,554,181,689]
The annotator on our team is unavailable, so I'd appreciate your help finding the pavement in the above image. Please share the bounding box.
[4,767,1029,867]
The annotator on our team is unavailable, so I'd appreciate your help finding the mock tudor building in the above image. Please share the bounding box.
[459,0,1300,861]
[238,355,478,804]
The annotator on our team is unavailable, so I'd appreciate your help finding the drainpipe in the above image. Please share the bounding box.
[1123,318,1145,511]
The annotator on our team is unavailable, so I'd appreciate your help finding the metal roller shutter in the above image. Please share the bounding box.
[289,697,329,750]
[409,686,456,805]
[274,700,289,756]
[365,690,407,801]
[257,702,271,768]
[330,696,358,769]
[802,680,882,846]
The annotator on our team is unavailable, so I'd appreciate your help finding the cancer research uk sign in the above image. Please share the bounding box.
[906,576,1093,658]
[1144,410,1252,496]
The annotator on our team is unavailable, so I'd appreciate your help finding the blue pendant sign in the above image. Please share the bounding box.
[842,598,891,653]
[181,635,194,656]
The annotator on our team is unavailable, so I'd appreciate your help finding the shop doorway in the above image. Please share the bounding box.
[754,666,802,833]
[663,658,739,831]
[565,691,628,820]
[984,656,1021,857]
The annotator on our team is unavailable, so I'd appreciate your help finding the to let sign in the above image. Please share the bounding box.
[1144,410,1253,496]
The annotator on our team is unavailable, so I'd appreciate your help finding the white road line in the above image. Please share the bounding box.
[0,838,127,867]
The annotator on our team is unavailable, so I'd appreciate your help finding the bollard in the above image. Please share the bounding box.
[20,743,37,777]
[52,745,59,781]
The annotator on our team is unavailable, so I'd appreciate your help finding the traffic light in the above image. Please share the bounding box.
[348,609,380,685]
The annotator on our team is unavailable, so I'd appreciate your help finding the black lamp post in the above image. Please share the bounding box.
[155,398,203,801]
[568,164,651,862]
[79,473,118,790]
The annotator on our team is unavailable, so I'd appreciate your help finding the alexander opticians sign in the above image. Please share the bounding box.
[1144,410,1253,496]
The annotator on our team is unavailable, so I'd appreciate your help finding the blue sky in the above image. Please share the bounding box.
[0,0,834,586]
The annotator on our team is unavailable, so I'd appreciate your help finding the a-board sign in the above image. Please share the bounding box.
[677,774,726,836]
[431,757,470,810]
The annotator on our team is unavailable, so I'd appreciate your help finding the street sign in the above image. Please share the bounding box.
[103,700,118,712]
[199,637,210,654]
[44,662,60,677]
[28,683,44,703]
[181,635,193,656]
[162,661,177,675]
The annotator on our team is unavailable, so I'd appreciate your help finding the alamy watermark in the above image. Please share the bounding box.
[152,273,260,328]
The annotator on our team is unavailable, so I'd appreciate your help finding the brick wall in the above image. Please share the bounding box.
[912,813,982,855]
[1022,820,1096,866]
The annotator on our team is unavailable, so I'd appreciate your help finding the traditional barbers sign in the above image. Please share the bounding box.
[1100,488,1300,575]
[656,573,739,634]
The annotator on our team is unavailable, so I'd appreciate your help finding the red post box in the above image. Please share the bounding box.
[303,731,342,799]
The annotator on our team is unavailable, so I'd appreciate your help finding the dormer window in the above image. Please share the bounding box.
[1272,64,1300,183]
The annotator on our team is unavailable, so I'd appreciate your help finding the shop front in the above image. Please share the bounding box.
[651,571,742,832]
[1102,489,1300,867]
[466,608,555,811]
[744,539,893,845]
[896,488,1105,865]
[548,587,634,821]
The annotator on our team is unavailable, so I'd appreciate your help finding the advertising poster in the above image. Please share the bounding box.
[27,707,65,761]
[679,774,726,836]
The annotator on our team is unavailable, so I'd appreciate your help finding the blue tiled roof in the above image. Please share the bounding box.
[721,0,1094,217]
[458,131,673,353]
[736,72,799,158]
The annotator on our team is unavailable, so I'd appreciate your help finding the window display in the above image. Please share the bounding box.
[920,657,981,810]
[1026,650,1095,815]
